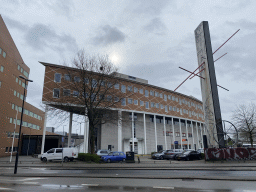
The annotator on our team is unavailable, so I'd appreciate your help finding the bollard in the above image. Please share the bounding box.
[137,156,140,164]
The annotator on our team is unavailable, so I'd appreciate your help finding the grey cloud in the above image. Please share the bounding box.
[2,16,27,31]
[127,0,170,16]
[25,23,78,52]
[143,17,167,35]
[92,25,126,46]
[227,19,256,31]
[44,0,75,18]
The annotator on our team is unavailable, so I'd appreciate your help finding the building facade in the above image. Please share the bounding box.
[41,62,206,154]
[0,15,55,157]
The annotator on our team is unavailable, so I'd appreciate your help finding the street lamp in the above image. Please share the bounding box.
[14,75,33,174]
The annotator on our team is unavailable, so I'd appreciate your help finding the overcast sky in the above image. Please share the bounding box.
[1,0,255,134]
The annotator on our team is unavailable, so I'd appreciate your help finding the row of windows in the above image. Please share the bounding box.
[17,64,29,78]
[11,103,42,120]
[53,73,203,110]
[9,117,41,130]
[6,131,19,139]
[13,90,24,100]
[163,132,193,137]
[5,147,18,153]
[0,47,6,58]
[15,77,26,88]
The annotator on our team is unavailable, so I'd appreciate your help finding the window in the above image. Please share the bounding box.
[19,80,21,85]
[151,102,155,108]
[84,78,89,84]
[145,90,149,97]
[150,90,154,96]
[5,147,8,153]
[114,97,119,102]
[10,118,13,123]
[140,101,144,106]
[127,86,132,92]
[168,95,172,100]
[161,104,164,109]
[18,107,22,112]
[169,106,172,111]
[17,92,19,98]
[3,51,6,58]
[160,93,163,98]
[100,80,105,87]
[121,98,126,106]
[114,84,119,89]
[188,133,192,137]
[121,85,126,93]
[91,93,96,101]
[165,105,168,112]
[176,97,178,102]
[128,98,133,104]
[92,79,97,88]
[0,66,4,72]
[176,132,180,137]
[20,67,23,73]
[134,99,138,105]
[24,71,29,77]
[99,94,104,100]
[12,104,14,109]
[0,81,1,88]
[162,94,167,101]
[74,76,80,82]
[145,102,149,109]
[53,88,60,98]
[22,82,25,88]
[177,108,179,112]
[64,74,71,81]
[134,87,138,93]
[56,149,63,153]
[63,89,70,96]
[172,96,175,101]
[20,94,23,100]
[54,73,61,83]
[107,82,112,88]
[182,133,186,137]
[156,103,159,108]
[139,88,143,94]
[179,99,182,105]
[173,107,176,111]
[155,92,159,97]
[106,95,112,102]
[0,47,2,54]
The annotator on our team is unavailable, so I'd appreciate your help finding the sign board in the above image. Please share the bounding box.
[194,21,224,148]
[182,139,187,142]
[62,137,64,143]
[174,141,178,144]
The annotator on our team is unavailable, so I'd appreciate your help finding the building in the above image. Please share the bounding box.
[41,62,206,154]
[0,15,56,157]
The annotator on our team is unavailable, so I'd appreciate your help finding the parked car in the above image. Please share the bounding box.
[176,150,202,161]
[197,148,205,154]
[41,148,78,162]
[152,150,169,160]
[101,151,126,163]
[96,149,110,156]
[163,149,183,160]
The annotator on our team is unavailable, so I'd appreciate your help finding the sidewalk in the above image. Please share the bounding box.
[1,155,256,170]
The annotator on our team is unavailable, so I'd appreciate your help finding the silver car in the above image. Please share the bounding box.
[96,149,110,156]
[163,149,183,160]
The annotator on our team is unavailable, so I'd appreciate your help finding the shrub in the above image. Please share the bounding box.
[78,153,100,163]
[201,153,205,159]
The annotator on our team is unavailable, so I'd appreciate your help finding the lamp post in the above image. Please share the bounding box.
[14,75,33,174]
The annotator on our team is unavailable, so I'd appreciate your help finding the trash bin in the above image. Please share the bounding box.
[126,151,135,163]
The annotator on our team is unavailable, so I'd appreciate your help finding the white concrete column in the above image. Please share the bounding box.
[196,122,199,150]
[118,110,122,151]
[68,112,73,147]
[154,115,157,152]
[172,118,175,149]
[83,119,87,153]
[179,119,182,149]
[185,120,189,149]
[143,113,147,154]
[163,116,167,150]
[192,121,195,150]
[132,112,134,152]
[41,105,48,154]
[84,108,89,153]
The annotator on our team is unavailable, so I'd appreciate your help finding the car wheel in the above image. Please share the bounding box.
[107,159,111,163]
[64,157,69,162]
[122,158,126,162]
[42,157,47,162]
[160,156,164,160]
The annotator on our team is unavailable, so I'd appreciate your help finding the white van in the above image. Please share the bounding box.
[41,148,78,162]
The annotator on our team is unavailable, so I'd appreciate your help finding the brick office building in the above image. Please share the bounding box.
[0,15,56,157]
[41,61,206,154]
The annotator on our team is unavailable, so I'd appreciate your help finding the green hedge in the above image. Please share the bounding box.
[78,153,100,163]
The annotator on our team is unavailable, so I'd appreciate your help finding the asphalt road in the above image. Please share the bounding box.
[0,176,256,192]
[1,167,256,177]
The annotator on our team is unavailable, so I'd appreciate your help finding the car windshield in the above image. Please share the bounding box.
[184,151,191,155]
[108,152,113,155]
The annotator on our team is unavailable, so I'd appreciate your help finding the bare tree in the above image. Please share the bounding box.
[44,50,133,153]
[232,103,256,147]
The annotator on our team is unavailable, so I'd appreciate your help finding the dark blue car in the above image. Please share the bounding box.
[101,151,126,163]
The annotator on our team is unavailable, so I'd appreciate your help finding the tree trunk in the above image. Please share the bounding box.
[89,122,95,154]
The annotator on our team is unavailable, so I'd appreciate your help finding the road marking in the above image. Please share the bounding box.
[153,186,174,189]
[22,182,39,185]
[0,177,48,182]
[81,184,99,186]
[0,187,15,191]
